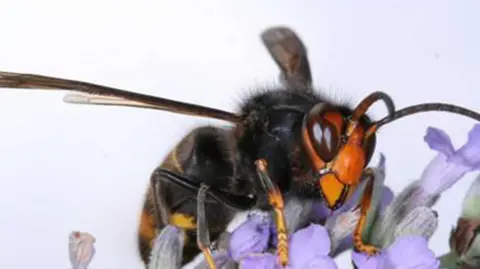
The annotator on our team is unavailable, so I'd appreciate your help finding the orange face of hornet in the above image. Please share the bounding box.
[301,103,376,210]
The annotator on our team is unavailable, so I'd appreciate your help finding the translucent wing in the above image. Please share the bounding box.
[64,93,160,109]
[0,71,240,123]
[261,26,312,89]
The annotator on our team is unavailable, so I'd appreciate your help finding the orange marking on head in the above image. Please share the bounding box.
[332,126,366,185]
[319,173,345,208]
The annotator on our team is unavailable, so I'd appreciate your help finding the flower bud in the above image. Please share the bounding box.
[148,225,185,269]
[68,231,96,269]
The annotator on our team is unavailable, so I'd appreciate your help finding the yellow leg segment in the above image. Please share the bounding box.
[353,168,379,255]
[255,159,289,267]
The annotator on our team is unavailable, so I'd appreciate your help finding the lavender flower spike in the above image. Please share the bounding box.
[352,236,439,269]
[228,212,271,261]
[68,231,96,269]
[352,124,480,268]
[421,124,480,195]
[367,124,480,249]
[148,225,185,269]
[228,212,337,269]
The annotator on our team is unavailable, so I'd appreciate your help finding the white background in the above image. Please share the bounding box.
[0,1,479,268]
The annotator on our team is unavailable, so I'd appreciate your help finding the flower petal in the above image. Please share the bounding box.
[421,124,480,196]
[228,212,271,261]
[351,251,385,269]
[421,152,473,196]
[352,236,440,269]
[383,236,440,269]
[452,124,480,169]
[300,255,338,269]
[289,224,331,268]
[424,127,455,157]
[239,253,280,269]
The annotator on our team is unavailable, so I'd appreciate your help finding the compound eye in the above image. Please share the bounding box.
[310,120,340,162]
[304,104,344,164]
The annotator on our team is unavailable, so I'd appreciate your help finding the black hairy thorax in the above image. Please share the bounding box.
[235,87,356,202]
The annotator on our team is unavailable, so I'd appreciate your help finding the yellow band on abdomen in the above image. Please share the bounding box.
[169,213,197,230]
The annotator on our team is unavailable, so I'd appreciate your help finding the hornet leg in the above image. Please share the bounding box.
[197,184,217,269]
[353,168,380,255]
[255,159,289,267]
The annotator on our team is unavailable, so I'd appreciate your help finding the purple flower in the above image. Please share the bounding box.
[353,124,480,268]
[421,124,480,195]
[228,124,480,269]
[228,213,337,269]
[352,236,439,269]
[228,213,272,261]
